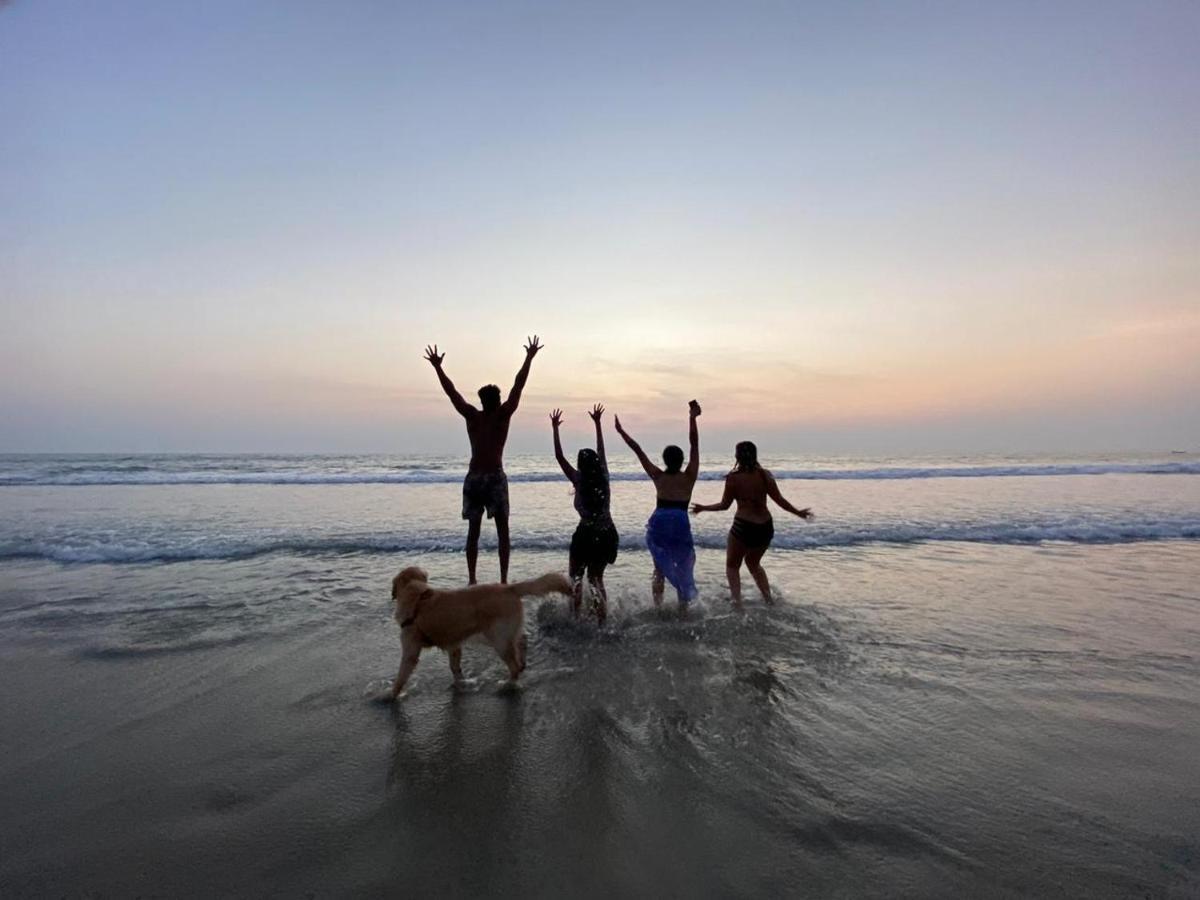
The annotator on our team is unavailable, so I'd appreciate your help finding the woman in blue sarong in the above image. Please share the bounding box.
[614,401,702,610]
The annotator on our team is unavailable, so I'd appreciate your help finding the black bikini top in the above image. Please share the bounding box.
[656,497,689,510]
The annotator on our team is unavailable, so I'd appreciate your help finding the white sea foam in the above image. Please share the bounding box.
[3,516,1197,564]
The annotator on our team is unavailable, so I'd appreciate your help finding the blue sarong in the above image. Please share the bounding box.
[645,507,697,602]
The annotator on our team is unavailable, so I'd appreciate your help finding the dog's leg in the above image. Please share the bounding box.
[448,646,464,683]
[500,642,522,680]
[485,620,523,681]
[515,632,527,674]
[391,649,421,699]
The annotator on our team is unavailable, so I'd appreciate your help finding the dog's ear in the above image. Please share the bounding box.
[393,566,428,598]
[395,585,434,623]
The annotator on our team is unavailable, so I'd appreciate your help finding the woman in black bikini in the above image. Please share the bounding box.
[551,404,619,625]
[691,441,812,608]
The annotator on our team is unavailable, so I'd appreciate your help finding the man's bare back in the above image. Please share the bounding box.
[465,408,513,474]
[423,336,543,583]
[423,337,541,471]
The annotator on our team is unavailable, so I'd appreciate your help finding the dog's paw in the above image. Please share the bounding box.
[364,679,398,704]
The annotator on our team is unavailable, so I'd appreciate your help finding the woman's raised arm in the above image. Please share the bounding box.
[550,409,577,483]
[589,403,608,469]
[685,400,701,480]
[614,415,661,480]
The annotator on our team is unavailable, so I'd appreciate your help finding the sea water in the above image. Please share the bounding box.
[0,452,1198,896]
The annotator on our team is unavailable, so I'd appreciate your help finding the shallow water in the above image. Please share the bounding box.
[1,454,1198,896]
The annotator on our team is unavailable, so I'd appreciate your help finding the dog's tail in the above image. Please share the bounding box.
[508,572,573,599]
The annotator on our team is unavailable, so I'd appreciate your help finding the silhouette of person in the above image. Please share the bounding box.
[424,336,542,584]
[691,441,812,607]
[551,403,619,626]
[614,401,702,612]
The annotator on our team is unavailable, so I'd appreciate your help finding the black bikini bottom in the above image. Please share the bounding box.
[730,517,774,550]
[570,519,619,570]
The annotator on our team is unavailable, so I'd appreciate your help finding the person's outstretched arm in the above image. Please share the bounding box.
[764,471,813,519]
[501,335,542,414]
[614,415,661,479]
[424,344,474,418]
[550,409,577,483]
[685,400,702,480]
[691,475,734,514]
[589,403,607,469]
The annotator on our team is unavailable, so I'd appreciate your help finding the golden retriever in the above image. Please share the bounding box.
[388,566,572,698]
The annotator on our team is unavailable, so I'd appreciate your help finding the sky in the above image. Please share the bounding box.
[1,0,1197,455]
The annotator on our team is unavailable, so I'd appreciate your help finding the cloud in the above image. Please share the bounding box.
[1087,309,1200,341]
[586,349,875,387]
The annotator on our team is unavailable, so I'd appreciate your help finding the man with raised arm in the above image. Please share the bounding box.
[423,336,543,584]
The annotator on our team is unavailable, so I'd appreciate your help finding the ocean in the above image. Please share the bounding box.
[1,452,1198,896]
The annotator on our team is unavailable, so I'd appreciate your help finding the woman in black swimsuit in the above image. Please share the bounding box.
[691,441,812,608]
[551,404,619,625]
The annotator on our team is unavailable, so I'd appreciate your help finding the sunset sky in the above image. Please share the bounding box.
[2,1,1197,454]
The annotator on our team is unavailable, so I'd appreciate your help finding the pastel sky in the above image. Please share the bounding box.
[2,0,1197,454]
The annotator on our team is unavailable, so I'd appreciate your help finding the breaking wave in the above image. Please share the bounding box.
[4,516,1198,564]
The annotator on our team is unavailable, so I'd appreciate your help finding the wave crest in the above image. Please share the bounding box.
[3,517,1197,564]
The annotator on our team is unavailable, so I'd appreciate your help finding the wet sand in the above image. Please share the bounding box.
[2,544,1199,897]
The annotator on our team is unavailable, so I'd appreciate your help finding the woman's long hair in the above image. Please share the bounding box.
[576,448,609,512]
[731,440,760,474]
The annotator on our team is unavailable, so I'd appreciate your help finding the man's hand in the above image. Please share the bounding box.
[613,414,626,436]
[588,403,604,424]
[423,344,444,368]
[524,335,543,358]
[798,508,814,520]
[689,399,702,418]
[550,408,563,429]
